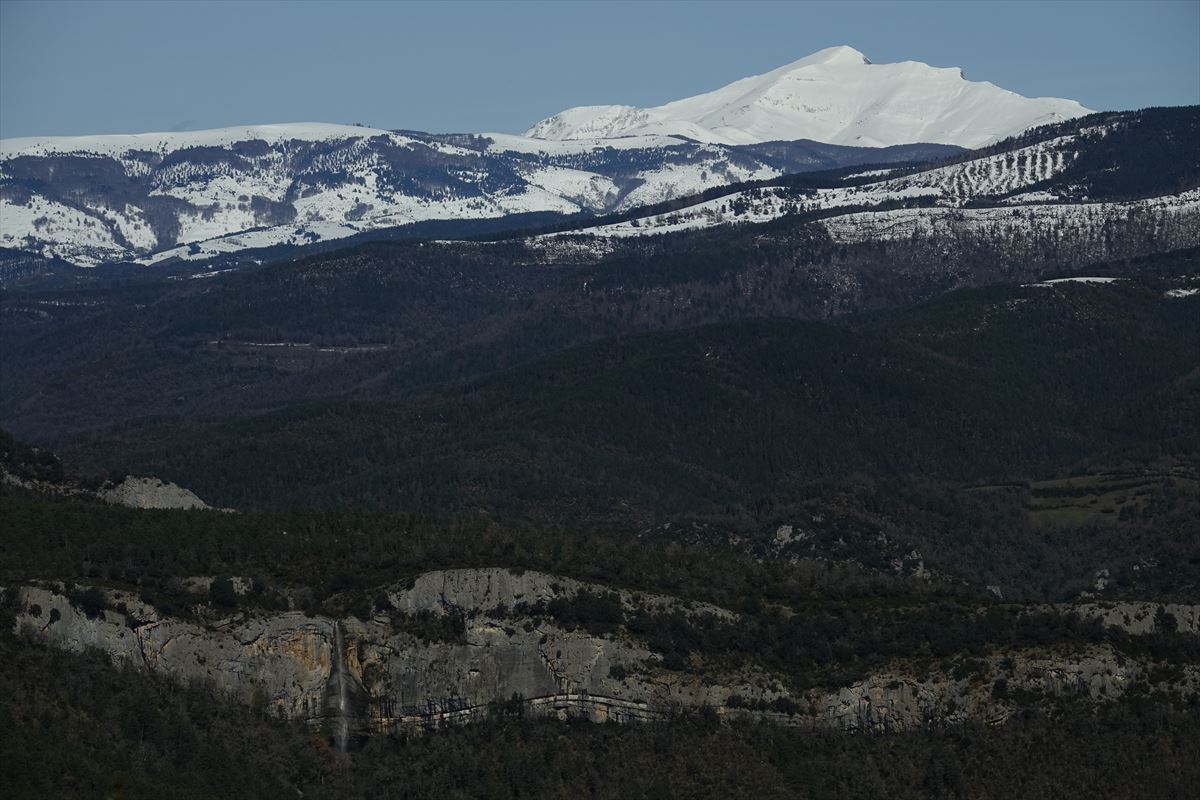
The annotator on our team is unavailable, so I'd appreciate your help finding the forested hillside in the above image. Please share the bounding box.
[4,218,1196,442]
[23,276,1194,603]
[53,278,1197,512]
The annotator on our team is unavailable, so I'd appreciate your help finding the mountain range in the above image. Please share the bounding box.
[0,46,1100,269]
[0,124,955,268]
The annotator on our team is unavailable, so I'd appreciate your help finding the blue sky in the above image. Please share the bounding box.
[1,0,1197,139]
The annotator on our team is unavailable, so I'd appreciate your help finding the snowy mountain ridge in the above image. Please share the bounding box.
[0,123,396,159]
[0,47,1106,268]
[528,109,1200,263]
[525,46,1092,148]
[537,126,1100,240]
[0,123,956,267]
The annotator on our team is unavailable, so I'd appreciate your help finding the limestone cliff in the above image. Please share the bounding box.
[11,569,1199,739]
[3,465,216,511]
[97,476,212,511]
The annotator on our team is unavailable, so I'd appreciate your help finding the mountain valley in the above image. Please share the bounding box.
[2,32,1199,800]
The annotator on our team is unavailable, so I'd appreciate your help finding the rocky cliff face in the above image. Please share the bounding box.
[98,476,212,510]
[2,466,216,511]
[15,584,333,718]
[384,567,733,622]
[11,570,1198,740]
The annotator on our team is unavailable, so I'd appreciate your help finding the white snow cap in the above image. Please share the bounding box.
[525,46,1092,148]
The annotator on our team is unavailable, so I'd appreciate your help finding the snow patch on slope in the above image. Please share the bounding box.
[516,165,620,210]
[1027,277,1123,287]
[553,125,1118,242]
[0,196,126,264]
[482,132,691,155]
[821,190,1200,244]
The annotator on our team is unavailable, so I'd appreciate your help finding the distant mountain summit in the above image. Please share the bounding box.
[524,46,1092,148]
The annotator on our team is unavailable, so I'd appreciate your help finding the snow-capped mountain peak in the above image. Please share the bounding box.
[524,47,1092,148]
[785,44,872,67]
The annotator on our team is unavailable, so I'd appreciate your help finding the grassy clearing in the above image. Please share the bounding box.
[1027,469,1197,527]
[962,466,1198,528]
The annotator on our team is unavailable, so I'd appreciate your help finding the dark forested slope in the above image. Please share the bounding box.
[52,279,1199,526]
[4,225,1196,443]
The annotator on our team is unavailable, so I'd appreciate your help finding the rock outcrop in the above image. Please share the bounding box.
[98,476,211,510]
[385,567,734,622]
[11,570,1199,740]
[1069,601,1200,635]
[16,584,332,719]
[3,465,217,512]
